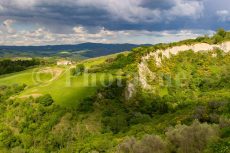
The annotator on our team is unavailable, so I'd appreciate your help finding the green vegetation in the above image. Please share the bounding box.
[0,30,229,152]
[118,120,219,153]
[131,29,230,63]
[75,64,85,75]
[0,64,117,107]
[0,58,40,75]
[0,68,42,86]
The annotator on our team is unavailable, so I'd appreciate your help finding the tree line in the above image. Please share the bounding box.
[0,59,40,75]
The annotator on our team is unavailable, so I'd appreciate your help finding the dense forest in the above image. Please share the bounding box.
[0,30,229,152]
[0,59,40,75]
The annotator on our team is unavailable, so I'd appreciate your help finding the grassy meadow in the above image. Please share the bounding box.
[0,58,117,107]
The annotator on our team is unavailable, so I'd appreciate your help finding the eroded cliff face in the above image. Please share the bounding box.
[125,82,136,100]
[138,41,230,90]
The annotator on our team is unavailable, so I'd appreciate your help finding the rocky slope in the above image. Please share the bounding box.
[138,41,230,90]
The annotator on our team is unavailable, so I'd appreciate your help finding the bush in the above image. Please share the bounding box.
[0,126,19,148]
[129,113,151,125]
[102,115,128,134]
[166,120,219,153]
[76,64,85,75]
[193,101,229,123]
[70,67,76,76]
[36,94,54,106]
[207,139,230,153]
[213,35,223,44]
[108,53,135,69]
[118,137,137,153]
[77,97,94,112]
[217,28,227,38]
[118,135,167,153]
[193,106,209,122]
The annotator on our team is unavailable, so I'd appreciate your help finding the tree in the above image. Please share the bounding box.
[217,28,227,38]
[166,120,219,153]
[118,135,167,153]
[212,29,227,44]
[0,126,18,148]
[75,64,85,75]
[70,68,76,76]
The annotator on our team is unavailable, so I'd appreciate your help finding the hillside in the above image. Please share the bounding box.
[138,41,230,90]
[0,43,149,59]
[0,30,229,153]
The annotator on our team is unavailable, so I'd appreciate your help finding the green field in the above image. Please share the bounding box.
[0,69,36,86]
[0,64,116,107]
[0,54,122,107]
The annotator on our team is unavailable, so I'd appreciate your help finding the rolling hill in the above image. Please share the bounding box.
[0,43,150,58]
[0,30,229,153]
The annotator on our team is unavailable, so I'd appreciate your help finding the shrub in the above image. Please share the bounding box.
[76,64,85,75]
[193,106,209,122]
[166,120,219,153]
[36,94,54,106]
[118,137,137,153]
[102,115,128,134]
[77,97,94,112]
[219,117,230,129]
[118,135,167,153]
[128,113,152,125]
[0,126,19,148]
[70,67,76,76]
[207,139,230,153]
[193,101,229,124]
[108,53,135,69]
[216,28,227,38]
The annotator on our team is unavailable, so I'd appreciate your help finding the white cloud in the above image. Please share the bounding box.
[12,0,37,8]
[0,4,4,12]
[0,21,120,45]
[0,20,213,46]
[2,19,16,33]
[168,0,204,19]
[73,26,86,34]
[216,10,230,21]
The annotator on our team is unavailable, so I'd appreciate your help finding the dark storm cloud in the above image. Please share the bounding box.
[141,0,175,10]
[0,0,229,32]
[0,1,111,33]
[0,0,215,32]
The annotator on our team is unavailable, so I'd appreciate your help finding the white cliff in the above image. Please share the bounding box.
[138,41,230,90]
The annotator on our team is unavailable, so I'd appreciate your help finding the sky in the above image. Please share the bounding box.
[0,0,229,46]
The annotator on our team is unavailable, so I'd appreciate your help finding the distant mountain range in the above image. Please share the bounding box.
[0,43,151,58]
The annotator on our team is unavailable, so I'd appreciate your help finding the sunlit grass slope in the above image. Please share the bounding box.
[20,71,114,107]
[0,69,36,86]
[0,54,120,107]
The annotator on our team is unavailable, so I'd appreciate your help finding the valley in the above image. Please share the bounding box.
[0,30,229,153]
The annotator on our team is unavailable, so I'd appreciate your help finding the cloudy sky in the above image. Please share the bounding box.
[0,0,229,46]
